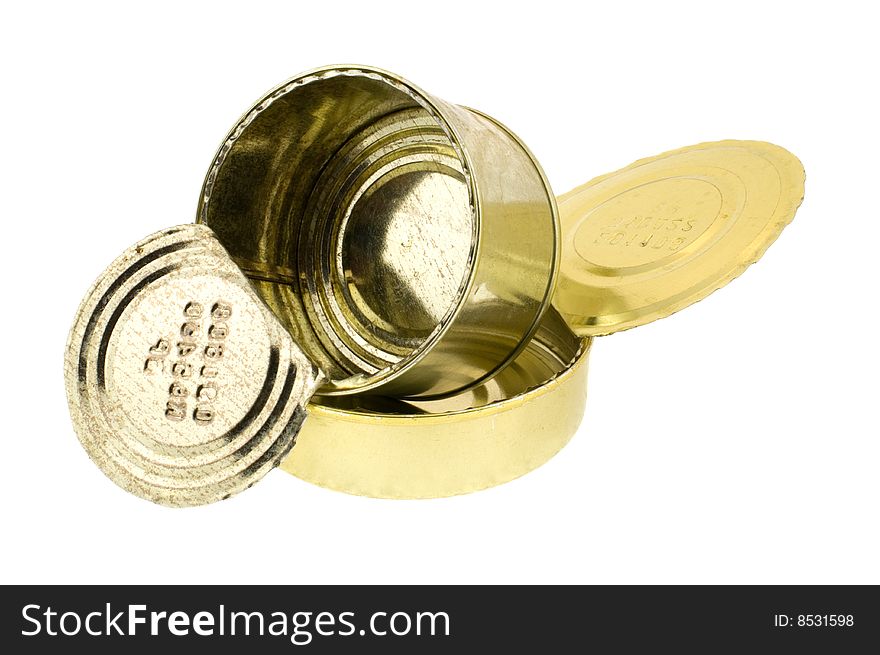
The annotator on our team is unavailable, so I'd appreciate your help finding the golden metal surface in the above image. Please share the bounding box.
[64,63,807,505]
[65,225,322,507]
[554,140,805,336]
[198,65,559,399]
[282,309,590,499]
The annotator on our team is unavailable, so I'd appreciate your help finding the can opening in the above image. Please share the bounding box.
[312,307,584,415]
[199,70,476,391]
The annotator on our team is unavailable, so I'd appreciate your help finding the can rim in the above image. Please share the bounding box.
[307,337,592,423]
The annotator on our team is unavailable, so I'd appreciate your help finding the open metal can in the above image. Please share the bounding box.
[198,65,559,399]
[284,307,591,499]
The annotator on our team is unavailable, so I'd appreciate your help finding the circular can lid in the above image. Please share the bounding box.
[64,224,322,506]
[554,140,805,336]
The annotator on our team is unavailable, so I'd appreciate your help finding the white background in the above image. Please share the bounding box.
[2,0,877,584]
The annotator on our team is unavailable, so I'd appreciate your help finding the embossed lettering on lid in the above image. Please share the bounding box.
[554,140,805,336]
[64,224,323,507]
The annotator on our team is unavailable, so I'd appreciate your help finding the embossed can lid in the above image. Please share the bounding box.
[553,140,805,336]
[64,224,323,507]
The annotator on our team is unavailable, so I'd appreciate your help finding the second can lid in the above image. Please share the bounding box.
[553,140,805,336]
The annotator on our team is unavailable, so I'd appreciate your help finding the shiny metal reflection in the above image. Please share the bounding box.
[198,66,559,399]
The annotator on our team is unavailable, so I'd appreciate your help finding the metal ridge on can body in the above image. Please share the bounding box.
[198,65,560,399]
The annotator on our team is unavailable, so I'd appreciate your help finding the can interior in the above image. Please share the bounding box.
[199,71,476,392]
[312,307,584,415]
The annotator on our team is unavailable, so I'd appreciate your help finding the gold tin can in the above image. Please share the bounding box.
[197,65,559,399]
[284,309,590,499]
